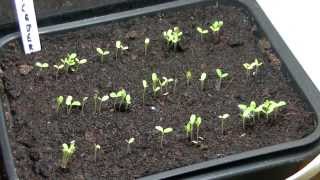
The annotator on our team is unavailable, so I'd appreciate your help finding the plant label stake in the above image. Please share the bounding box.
[14,0,41,54]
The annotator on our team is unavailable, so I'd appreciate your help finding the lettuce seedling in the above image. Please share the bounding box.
[61,140,76,168]
[238,101,256,129]
[195,116,202,142]
[35,62,49,71]
[98,95,109,113]
[115,41,128,60]
[261,100,286,120]
[65,96,81,114]
[96,48,110,63]
[253,58,263,75]
[218,113,230,134]
[125,137,135,154]
[210,21,223,33]
[199,72,207,91]
[215,68,229,91]
[186,70,192,87]
[61,53,87,72]
[94,144,101,162]
[163,27,183,51]
[155,126,173,148]
[142,80,148,105]
[54,64,64,79]
[56,96,64,112]
[81,97,88,114]
[243,63,255,79]
[160,77,174,93]
[196,27,209,41]
[144,38,150,56]
[184,114,196,141]
[110,89,131,111]
[151,73,161,97]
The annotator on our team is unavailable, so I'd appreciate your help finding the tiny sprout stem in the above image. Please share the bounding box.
[94,148,97,162]
[99,101,102,113]
[173,80,177,94]
[116,49,119,60]
[221,119,224,134]
[81,103,85,114]
[160,134,164,148]
[100,55,104,63]
[201,81,204,91]
[94,99,97,114]
[242,117,245,130]
[196,127,199,141]
[145,45,148,56]
[142,89,146,105]
[127,143,131,154]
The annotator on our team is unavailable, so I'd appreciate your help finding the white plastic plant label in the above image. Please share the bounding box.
[14,0,41,54]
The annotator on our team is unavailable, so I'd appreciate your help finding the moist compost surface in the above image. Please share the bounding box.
[0,4,316,179]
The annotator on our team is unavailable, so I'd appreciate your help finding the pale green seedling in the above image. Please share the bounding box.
[81,97,88,114]
[56,96,64,112]
[199,72,207,91]
[163,27,183,51]
[65,96,81,114]
[144,38,150,56]
[210,21,223,33]
[196,27,209,41]
[186,70,192,87]
[96,48,110,63]
[98,95,109,113]
[218,113,230,134]
[94,144,101,162]
[215,68,229,91]
[125,137,135,154]
[35,62,49,71]
[155,126,173,148]
[61,140,76,168]
[115,41,128,60]
[142,80,148,105]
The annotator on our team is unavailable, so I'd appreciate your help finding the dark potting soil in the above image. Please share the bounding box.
[0,4,316,180]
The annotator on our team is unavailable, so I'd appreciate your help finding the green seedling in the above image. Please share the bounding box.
[184,114,196,141]
[142,80,148,105]
[125,137,135,154]
[160,77,174,93]
[186,70,192,87]
[94,144,101,162]
[93,91,99,114]
[210,21,223,33]
[115,41,128,60]
[261,100,286,120]
[173,78,178,94]
[56,96,64,112]
[253,58,263,75]
[65,96,81,114]
[54,64,64,78]
[196,27,209,41]
[35,62,49,71]
[60,53,87,72]
[144,38,150,56]
[199,72,207,91]
[243,63,255,79]
[163,27,183,51]
[98,95,109,113]
[81,97,88,114]
[110,89,131,111]
[151,73,161,97]
[218,113,230,134]
[215,68,229,91]
[238,101,256,129]
[96,48,110,63]
[195,116,202,142]
[243,58,263,77]
[61,140,76,168]
[155,126,173,148]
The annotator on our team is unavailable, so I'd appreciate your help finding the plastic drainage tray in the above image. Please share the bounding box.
[1,0,320,179]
